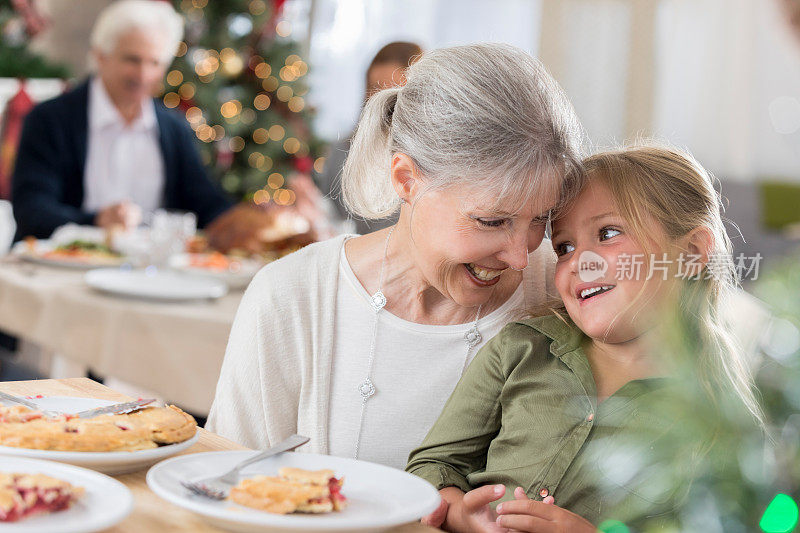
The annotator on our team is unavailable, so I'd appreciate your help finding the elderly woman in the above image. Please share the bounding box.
[206,43,584,470]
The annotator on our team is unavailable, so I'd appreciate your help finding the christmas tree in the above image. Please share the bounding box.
[164,0,323,204]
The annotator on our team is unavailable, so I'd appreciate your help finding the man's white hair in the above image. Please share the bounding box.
[90,0,184,66]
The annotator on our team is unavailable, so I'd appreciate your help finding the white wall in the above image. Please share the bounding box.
[291,0,800,182]
[653,0,800,182]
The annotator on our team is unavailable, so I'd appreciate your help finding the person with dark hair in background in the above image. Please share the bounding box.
[313,41,423,235]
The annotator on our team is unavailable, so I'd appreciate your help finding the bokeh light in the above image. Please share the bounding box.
[760,494,799,533]
[179,83,196,99]
[262,76,279,91]
[268,125,285,141]
[220,100,241,119]
[252,128,268,144]
[248,152,265,168]
[267,173,284,189]
[276,85,293,102]
[597,520,629,533]
[185,106,203,124]
[283,137,300,154]
[254,62,272,79]
[276,20,292,37]
[163,92,180,108]
[249,0,266,16]
[166,70,183,86]
[253,188,270,205]
[229,136,245,152]
[288,96,304,112]
[254,94,271,110]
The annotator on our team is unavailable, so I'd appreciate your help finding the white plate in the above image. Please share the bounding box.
[12,240,126,270]
[0,396,199,475]
[0,456,132,532]
[146,451,441,533]
[85,268,227,301]
[168,253,264,290]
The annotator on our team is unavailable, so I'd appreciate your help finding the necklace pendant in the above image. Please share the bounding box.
[370,290,387,312]
[358,377,376,400]
[464,326,482,348]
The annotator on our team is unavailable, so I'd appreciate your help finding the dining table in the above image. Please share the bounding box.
[0,257,240,415]
[0,377,441,533]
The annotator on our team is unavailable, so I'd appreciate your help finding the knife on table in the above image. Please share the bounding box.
[74,398,157,419]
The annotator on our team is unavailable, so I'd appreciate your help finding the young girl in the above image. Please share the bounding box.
[406,146,764,532]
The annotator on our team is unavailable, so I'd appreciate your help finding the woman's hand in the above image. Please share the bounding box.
[494,487,595,533]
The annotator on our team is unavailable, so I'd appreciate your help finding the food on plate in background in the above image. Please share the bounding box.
[202,203,315,260]
[188,251,239,272]
[21,237,124,265]
[46,240,122,260]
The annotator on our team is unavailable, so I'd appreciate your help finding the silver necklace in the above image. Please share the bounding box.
[353,226,483,459]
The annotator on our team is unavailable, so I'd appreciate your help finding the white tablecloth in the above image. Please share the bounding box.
[0,259,241,414]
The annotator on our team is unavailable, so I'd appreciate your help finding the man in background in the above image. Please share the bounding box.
[11,0,233,240]
[313,41,422,235]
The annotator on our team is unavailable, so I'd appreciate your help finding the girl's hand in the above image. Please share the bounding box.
[421,496,449,528]
[494,487,595,533]
[457,484,510,533]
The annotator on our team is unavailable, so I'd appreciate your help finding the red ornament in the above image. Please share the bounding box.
[0,81,35,199]
[293,156,313,174]
[10,0,48,37]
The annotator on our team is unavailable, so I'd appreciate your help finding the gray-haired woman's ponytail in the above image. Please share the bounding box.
[342,87,401,220]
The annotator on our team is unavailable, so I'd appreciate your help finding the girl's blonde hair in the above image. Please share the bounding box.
[576,145,764,428]
[341,43,586,221]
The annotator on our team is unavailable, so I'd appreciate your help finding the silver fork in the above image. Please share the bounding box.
[181,434,310,500]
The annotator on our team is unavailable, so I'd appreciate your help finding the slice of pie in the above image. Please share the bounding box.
[0,405,46,424]
[278,468,347,512]
[125,405,197,444]
[230,467,347,514]
[0,473,84,522]
[0,404,197,452]
[0,416,156,452]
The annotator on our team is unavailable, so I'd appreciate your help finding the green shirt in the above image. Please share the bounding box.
[406,315,707,527]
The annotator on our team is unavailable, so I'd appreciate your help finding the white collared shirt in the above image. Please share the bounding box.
[82,77,165,214]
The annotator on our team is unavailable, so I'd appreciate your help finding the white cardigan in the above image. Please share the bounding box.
[206,234,558,453]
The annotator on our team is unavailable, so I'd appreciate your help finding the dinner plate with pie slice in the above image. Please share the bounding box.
[146,450,441,533]
[0,396,199,474]
[0,456,132,533]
